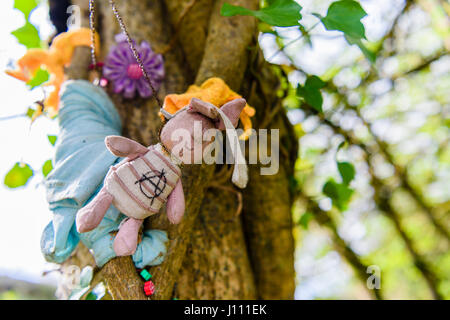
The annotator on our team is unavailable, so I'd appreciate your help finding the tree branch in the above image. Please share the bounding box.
[297,104,444,299]
[306,198,383,300]
[64,44,147,300]
[174,186,257,299]
[325,80,450,242]
[240,52,297,299]
[163,0,214,77]
[195,0,258,89]
[370,169,444,300]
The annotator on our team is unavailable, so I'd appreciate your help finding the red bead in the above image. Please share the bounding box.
[88,62,105,70]
[144,280,155,296]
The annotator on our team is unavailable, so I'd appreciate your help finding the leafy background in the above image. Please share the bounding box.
[0,0,449,299]
[0,0,58,300]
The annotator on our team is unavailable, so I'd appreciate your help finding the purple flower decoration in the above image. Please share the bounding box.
[103,34,164,99]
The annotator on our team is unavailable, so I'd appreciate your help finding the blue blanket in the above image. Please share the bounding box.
[40,80,168,268]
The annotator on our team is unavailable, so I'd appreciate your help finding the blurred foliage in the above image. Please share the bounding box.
[222,0,302,27]
[236,0,449,299]
[322,179,354,211]
[26,68,49,89]
[296,75,326,112]
[47,135,57,146]
[0,276,56,300]
[67,266,106,300]
[42,159,53,177]
[4,163,33,188]
[3,0,53,189]
[12,0,41,49]
[11,21,41,49]
[316,0,367,39]
[13,0,38,18]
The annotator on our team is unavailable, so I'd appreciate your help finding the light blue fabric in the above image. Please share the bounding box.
[40,80,168,267]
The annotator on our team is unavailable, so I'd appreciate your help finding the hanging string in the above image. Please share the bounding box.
[88,0,98,70]
[88,0,163,109]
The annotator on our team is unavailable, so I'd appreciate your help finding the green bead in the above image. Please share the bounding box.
[140,269,152,281]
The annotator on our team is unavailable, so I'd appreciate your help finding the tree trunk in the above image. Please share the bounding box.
[65,0,296,300]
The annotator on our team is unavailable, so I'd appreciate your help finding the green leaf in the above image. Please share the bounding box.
[296,75,326,112]
[26,68,49,89]
[318,0,367,40]
[299,212,313,229]
[306,75,326,89]
[26,107,35,118]
[79,266,94,288]
[11,21,41,49]
[42,159,53,177]
[221,0,302,27]
[337,161,355,185]
[47,135,57,146]
[68,287,90,300]
[86,283,106,300]
[14,0,39,19]
[68,266,95,300]
[4,162,33,188]
[345,35,376,63]
[258,22,277,35]
[323,179,354,211]
[85,292,96,300]
[299,25,312,47]
[337,141,347,152]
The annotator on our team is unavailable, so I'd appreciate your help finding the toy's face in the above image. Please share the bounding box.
[160,109,216,164]
[159,97,246,164]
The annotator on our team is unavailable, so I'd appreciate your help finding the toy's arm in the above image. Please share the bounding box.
[105,135,148,160]
[166,179,185,224]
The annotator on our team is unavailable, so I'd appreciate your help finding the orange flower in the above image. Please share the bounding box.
[163,77,255,139]
[6,28,99,117]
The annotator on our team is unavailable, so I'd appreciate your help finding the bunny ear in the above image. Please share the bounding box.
[215,98,246,130]
[187,97,248,188]
[215,106,249,189]
[188,98,220,120]
[105,135,148,158]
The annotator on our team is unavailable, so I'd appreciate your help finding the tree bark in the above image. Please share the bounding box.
[65,0,296,300]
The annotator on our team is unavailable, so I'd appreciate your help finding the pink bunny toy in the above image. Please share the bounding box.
[76,97,247,257]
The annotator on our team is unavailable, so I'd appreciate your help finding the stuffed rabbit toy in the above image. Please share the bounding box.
[76,97,247,256]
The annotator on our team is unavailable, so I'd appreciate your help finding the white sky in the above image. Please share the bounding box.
[0,0,59,285]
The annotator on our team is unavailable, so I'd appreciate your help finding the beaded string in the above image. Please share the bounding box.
[88,0,97,70]
[89,0,182,165]
[88,0,163,109]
